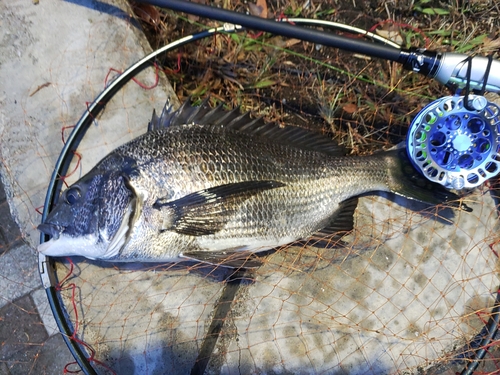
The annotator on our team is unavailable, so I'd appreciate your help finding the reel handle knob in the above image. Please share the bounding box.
[467,95,488,111]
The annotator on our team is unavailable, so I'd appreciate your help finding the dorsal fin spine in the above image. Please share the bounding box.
[149,97,346,156]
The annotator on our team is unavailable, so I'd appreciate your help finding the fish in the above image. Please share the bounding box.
[37,97,461,268]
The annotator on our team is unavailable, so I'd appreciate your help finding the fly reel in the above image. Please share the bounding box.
[407,95,500,190]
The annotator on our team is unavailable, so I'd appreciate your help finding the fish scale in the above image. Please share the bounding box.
[37,98,460,268]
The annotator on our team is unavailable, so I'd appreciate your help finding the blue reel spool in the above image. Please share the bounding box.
[407,95,500,190]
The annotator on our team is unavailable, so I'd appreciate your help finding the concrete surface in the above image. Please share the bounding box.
[0,0,176,249]
[0,181,76,374]
[1,0,500,374]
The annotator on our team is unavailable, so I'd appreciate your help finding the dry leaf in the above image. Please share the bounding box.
[249,0,268,18]
[131,2,160,26]
[188,0,206,22]
[482,37,500,52]
[284,38,301,48]
[266,36,300,49]
[342,103,358,114]
[248,3,264,17]
[375,29,403,46]
[256,0,268,18]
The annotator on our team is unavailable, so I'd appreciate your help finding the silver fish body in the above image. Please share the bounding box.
[37,98,455,266]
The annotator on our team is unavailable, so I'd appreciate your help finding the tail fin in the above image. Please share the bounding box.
[384,147,464,207]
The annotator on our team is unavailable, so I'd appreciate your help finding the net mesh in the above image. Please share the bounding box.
[2,0,500,373]
[41,23,500,375]
[42,20,500,373]
[53,185,500,374]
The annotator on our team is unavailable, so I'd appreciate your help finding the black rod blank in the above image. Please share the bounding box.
[137,0,403,62]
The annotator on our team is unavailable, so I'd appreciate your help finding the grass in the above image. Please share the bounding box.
[128,0,500,154]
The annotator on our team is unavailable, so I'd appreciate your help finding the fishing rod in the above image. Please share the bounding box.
[136,0,500,94]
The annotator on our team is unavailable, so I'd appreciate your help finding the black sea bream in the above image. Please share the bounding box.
[38,98,457,267]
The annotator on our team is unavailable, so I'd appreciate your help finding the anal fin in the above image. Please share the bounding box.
[307,197,358,247]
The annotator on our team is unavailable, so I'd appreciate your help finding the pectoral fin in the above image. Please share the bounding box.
[154,180,285,236]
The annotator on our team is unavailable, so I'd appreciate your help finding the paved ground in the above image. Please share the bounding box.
[0,180,80,374]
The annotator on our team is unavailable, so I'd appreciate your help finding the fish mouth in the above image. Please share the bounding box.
[37,223,64,240]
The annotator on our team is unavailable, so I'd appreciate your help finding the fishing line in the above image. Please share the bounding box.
[282,18,401,49]
[464,54,494,111]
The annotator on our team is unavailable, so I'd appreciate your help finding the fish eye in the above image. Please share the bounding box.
[64,187,81,205]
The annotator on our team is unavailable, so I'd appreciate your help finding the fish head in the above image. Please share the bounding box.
[37,168,136,260]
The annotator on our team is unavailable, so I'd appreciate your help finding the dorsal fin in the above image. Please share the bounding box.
[149,97,346,156]
[148,96,213,131]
